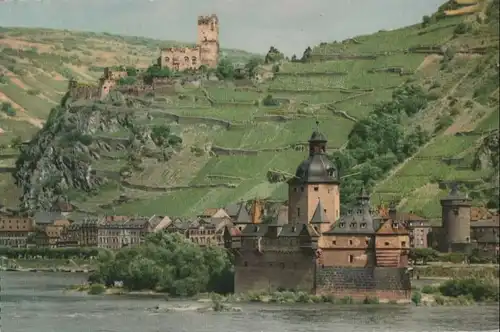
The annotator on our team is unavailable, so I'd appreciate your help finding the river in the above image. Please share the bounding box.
[0,272,498,332]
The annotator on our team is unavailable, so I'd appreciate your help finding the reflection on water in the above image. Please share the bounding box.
[1,272,499,332]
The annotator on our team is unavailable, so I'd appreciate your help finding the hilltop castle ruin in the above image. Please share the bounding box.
[158,14,220,71]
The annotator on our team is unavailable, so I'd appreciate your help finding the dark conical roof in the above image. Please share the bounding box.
[440,183,471,204]
[308,121,327,142]
[310,200,329,224]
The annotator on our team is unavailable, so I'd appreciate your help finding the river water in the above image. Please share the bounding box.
[0,272,498,332]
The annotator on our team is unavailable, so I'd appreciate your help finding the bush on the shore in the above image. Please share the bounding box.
[88,283,106,295]
[88,233,233,297]
[0,247,105,260]
[421,285,439,294]
[438,278,499,302]
[411,291,422,305]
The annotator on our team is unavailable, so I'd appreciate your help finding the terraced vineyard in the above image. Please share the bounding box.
[2,3,499,217]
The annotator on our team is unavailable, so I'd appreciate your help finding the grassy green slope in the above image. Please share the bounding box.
[0,27,259,208]
[2,5,499,217]
[106,14,497,217]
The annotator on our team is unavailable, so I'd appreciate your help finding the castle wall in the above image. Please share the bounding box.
[319,235,374,267]
[69,85,100,100]
[315,266,411,302]
[160,47,201,71]
[234,250,315,293]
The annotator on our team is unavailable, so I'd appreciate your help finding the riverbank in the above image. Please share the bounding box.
[413,263,499,279]
[0,258,96,273]
[66,277,499,308]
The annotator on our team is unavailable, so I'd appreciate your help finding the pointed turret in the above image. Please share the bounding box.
[356,186,370,207]
[234,202,252,225]
[310,200,329,224]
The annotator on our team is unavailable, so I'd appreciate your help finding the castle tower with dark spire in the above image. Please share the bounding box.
[287,122,340,227]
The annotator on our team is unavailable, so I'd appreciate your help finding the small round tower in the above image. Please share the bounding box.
[440,184,472,252]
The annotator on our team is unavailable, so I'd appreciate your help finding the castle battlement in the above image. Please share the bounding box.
[161,46,199,53]
[198,14,219,24]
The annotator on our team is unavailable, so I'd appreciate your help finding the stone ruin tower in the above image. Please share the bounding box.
[197,14,219,68]
[439,184,472,253]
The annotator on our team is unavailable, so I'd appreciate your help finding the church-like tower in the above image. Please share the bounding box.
[287,122,340,232]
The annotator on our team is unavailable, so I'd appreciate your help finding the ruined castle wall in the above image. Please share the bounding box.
[160,47,201,71]
[315,266,411,301]
[234,250,315,293]
[69,85,100,100]
[199,42,219,68]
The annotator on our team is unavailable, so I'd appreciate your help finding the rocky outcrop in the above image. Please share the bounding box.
[13,92,180,211]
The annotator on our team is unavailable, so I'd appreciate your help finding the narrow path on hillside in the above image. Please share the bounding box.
[375,62,479,192]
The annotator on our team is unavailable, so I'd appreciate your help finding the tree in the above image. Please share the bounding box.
[125,67,137,77]
[264,46,284,64]
[244,57,263,78]
[150,125,182,148]
[301,47,313,63]
[421,15,431,28]
[216,58,234,80]
[89,232,232,296]
[409,248,439,265]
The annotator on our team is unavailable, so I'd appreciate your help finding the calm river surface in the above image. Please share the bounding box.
[0,272,499,332]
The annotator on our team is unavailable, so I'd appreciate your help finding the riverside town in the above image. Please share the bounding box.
[0,1,499,330]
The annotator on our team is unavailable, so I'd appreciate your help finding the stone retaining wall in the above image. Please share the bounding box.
[315,266,411,301]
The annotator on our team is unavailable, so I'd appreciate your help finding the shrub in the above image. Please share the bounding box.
[262,94,280,106]
[435,114,454,133]
[339,296,354,304]
[411,291,422,305]
[421,285,439,294]
[1,102,16,116]
[422,15,432,28]
[363,296,380,304]
[26,89,40,96]
[439,278,499,302]
[434,294,446,305]
[88,283,106,295]
[454,23,470,35]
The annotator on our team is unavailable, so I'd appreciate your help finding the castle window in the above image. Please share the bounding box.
[332,240,336,245]
[360,223,367,228]
[300,187,304,192]
[184,56,189,62]
[323,209,327,214]
[297,208,300,217]
[314,187,319,191]
[365,239,369,245]
[348,255,354,263]
[466,237,470,243]
[349,222,357,228]
[280,263,285,269]
[348,239,353,245]
[164,57,170,62]
[339,222,345,228]
[385,241,390,246]
[401,241,406,247]
[244,261,248,267]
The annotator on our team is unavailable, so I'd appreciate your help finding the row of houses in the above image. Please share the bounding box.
[0,200,498,252]
[0,202,256,249]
